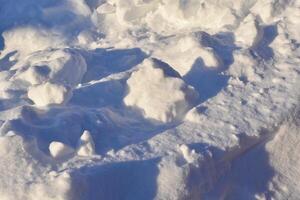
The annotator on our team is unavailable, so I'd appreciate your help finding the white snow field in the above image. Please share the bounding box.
[0,0,299,199]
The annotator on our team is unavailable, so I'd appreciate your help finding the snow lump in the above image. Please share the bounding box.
[124,58,199,123]
[154,36,221,76]
[16,48,87,87]
[77,130,96,157]
[1,26,65,58]
[28,82,73,106]
[49,141,74,159]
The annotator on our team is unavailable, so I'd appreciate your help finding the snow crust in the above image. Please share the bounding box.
[0,0,300,199]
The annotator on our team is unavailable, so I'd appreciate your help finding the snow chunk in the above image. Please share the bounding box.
[179,144,199,164]
[1,26,65,58]
[28,83,73,106]
[154,36,221,76]
[77,30,97,46]
[96,3,116,14]
[77,130,96,157]
[17,65,49,86]
[49,141,74,159]
[16,49,87,87]
[124,58,199,123]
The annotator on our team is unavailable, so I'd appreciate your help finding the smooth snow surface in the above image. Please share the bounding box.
[0,0,300,199]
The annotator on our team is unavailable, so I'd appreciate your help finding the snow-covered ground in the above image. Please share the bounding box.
[0,0,299,199]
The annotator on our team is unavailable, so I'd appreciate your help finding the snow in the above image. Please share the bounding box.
[0,0,300,199]
[1,26,65,58]
[235,14,260,47]
[206,110,300,199]
[265,112,300,199]
[124,58,199,123]
[49,141,74,159]
[77,130,96,156]
[228,50,260,83]
[28,83,73,106]
[15,48,87,86]
[156,145,215,199]
[179,144,200,164]
[154,36,221,76]
[0,135,72,200]
[96,3,116,14]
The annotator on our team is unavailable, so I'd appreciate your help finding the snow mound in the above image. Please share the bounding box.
[49,141,74,159]
[124,58,199,123]
[28,82,73,106]
[77,130,96,157]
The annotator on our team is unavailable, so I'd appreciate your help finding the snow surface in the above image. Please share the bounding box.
[0,0,300,199]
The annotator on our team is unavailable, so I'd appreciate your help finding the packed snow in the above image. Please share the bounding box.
[0,0,299,199]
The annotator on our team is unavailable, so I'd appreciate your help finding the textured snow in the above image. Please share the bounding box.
[0,0,300,199]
